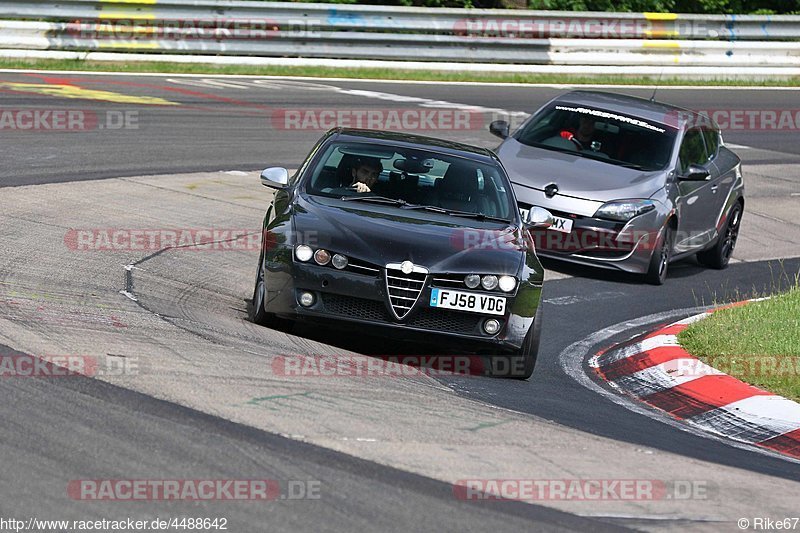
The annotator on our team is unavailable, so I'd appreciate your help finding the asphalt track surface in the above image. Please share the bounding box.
[2,72,799,187]
[1,71,799,531]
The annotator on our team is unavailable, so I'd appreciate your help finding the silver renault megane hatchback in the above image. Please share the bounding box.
[489,90,744,285]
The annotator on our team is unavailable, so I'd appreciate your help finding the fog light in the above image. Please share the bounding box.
[498,275,516,292]
[299,292,315,307]
[332,254,348,269]
[295,245,313,262]
[483,319,500,335]
[464,274,481,289]
[481,275,498,291]
[314,249,331,265]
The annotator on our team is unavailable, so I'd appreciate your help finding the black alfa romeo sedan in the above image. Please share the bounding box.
[251,129,553,379]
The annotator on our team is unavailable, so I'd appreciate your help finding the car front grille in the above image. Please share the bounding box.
[430,274,466,289]
[345,258,381,277]
[322,293,388,321]
[320,294,485,335]
[385,265,427,320]
[407,308,487,334]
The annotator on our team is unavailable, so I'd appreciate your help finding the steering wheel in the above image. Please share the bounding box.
[560,130,584,151]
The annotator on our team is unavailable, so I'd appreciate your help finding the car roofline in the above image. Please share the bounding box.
[551,90,718,131]
[329,128,500,164]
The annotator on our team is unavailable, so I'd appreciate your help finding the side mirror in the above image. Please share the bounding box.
[489,120,510,140]
[523,206,554,229]
[260,167,289,189]
[679,164,711,182]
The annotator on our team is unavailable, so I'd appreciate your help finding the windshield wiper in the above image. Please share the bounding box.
[341,198,511,223]
[445,210,512,223]
[401,204,449,214]
[613,161,649,171]
[403,204,510,222]
[340,195,408,206]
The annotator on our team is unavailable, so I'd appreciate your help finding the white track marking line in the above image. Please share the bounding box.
[118,290,138,302]
[3,68,800,90]
[725,143,754,150]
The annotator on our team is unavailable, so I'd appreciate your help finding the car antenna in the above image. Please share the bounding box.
[649,68,665,102]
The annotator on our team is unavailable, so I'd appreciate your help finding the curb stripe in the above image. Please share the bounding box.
[641,375,772,419]
[612,357,712,397]
[760,428,800,457]
[644,323,688,338]
[699,395,800,434]
[594,303,800,460]
[593,334,679,367]
[598,345,687,381]
[688,396,800,445]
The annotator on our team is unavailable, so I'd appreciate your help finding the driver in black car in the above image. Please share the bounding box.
[349,157,383,193]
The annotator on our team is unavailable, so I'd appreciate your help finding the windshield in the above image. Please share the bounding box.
[304,141,516,221]
[515,104,678,171]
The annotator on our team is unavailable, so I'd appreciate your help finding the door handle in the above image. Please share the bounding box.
[710,184,719,194]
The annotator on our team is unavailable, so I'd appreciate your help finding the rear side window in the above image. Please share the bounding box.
[678,128,708,174]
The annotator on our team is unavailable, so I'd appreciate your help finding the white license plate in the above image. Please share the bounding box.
[549,215,573,234]
[518,207,573,234]
[429,288,506,316]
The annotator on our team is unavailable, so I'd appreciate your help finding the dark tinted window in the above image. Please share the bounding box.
[514,104,678,171]
[702,127,720,160]
[678,128,708,174]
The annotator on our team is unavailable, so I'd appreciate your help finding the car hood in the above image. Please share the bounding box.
[293,194,524,275]
[497,138,667,203]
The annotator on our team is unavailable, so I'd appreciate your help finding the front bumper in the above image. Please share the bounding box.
[263,253,541,352]
[524,204,662,274]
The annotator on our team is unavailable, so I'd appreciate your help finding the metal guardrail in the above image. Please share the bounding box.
[0,1,799,67]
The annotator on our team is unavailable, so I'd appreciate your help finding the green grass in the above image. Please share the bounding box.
[2,57,800,86]
[678,286,800,401]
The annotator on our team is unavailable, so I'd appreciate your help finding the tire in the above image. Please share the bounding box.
[697,203,742,270]
[490,305,542,380]
[645,224,673,286]
[250,251,294,332]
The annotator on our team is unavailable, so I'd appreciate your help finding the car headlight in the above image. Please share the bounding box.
[295,245,313,262]
[314,249,331,265]
[464,274,481,289]
[594,200,656,222]
[481,275,499,291]
[498,275,516,292]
